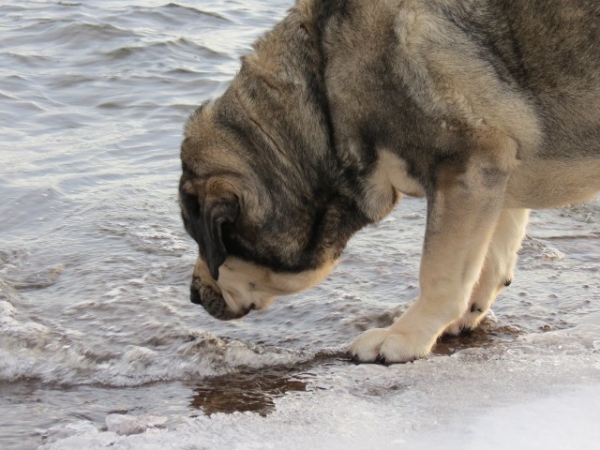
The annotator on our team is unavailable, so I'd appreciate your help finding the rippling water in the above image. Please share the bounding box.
[1,2,600,449]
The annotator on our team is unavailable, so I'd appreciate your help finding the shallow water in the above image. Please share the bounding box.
[1,1,600,449]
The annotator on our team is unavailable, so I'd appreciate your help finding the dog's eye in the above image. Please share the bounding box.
[220,222,238,245]
[180,191,199,216]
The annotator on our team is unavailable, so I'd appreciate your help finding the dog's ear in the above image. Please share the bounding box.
[199,193,239,280]
[180,178,240,280]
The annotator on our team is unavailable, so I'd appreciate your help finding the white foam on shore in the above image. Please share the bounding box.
[38,323,600,450]
[0,299,331,386]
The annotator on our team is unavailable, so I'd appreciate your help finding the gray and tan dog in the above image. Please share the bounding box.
[179,0,600,363]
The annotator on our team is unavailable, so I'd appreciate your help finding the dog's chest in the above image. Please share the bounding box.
[361,150,426,222]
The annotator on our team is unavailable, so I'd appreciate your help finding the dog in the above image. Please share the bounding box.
[178,0,600,363]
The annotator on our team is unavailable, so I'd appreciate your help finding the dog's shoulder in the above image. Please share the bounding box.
[392,0,541,156]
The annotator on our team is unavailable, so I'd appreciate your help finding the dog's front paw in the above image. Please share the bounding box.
[349,328,433,363]
[444,304,488,335]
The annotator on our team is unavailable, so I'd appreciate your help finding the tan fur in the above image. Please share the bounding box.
[194,256,339,315]
[445,208,530,334]
[394,0,541,155]
[507,160,600,208]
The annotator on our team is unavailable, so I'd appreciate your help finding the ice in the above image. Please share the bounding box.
[105,414,168,436]
[38,383,600,450]
[410,385,600,450]
[38,324,600,450]
[0,300,17,325]
[41,421,102,446]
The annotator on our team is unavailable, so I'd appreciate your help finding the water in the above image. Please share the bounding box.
[1,2,599,449]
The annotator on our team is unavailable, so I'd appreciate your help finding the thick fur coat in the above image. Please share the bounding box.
[179,0,600,362]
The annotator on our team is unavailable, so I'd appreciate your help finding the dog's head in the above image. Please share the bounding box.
[179,72,367,320]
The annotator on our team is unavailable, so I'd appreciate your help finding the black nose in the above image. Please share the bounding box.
[190,276,247,320]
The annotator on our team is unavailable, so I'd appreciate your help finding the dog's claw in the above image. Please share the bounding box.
[374,355,387,365]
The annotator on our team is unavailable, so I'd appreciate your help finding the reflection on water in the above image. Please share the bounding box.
[190,370,310,417]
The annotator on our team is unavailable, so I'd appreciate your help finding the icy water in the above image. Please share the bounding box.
[1,2,600,449]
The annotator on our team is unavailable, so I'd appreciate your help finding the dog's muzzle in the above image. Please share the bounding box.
[190,275,251,320]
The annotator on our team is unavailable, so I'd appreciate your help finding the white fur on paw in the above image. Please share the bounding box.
[349,328,390,362]
[350,328,432,363]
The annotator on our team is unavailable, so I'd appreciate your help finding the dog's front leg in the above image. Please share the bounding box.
[350,136,517,363]
[445,208,530,335]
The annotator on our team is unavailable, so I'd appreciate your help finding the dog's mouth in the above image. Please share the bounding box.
[188,255,339,321]
[190,275,256,320]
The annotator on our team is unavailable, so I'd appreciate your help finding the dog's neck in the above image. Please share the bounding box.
[242,0,390,222]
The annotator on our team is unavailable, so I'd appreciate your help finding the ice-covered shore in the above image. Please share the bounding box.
[39,323,600,450]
